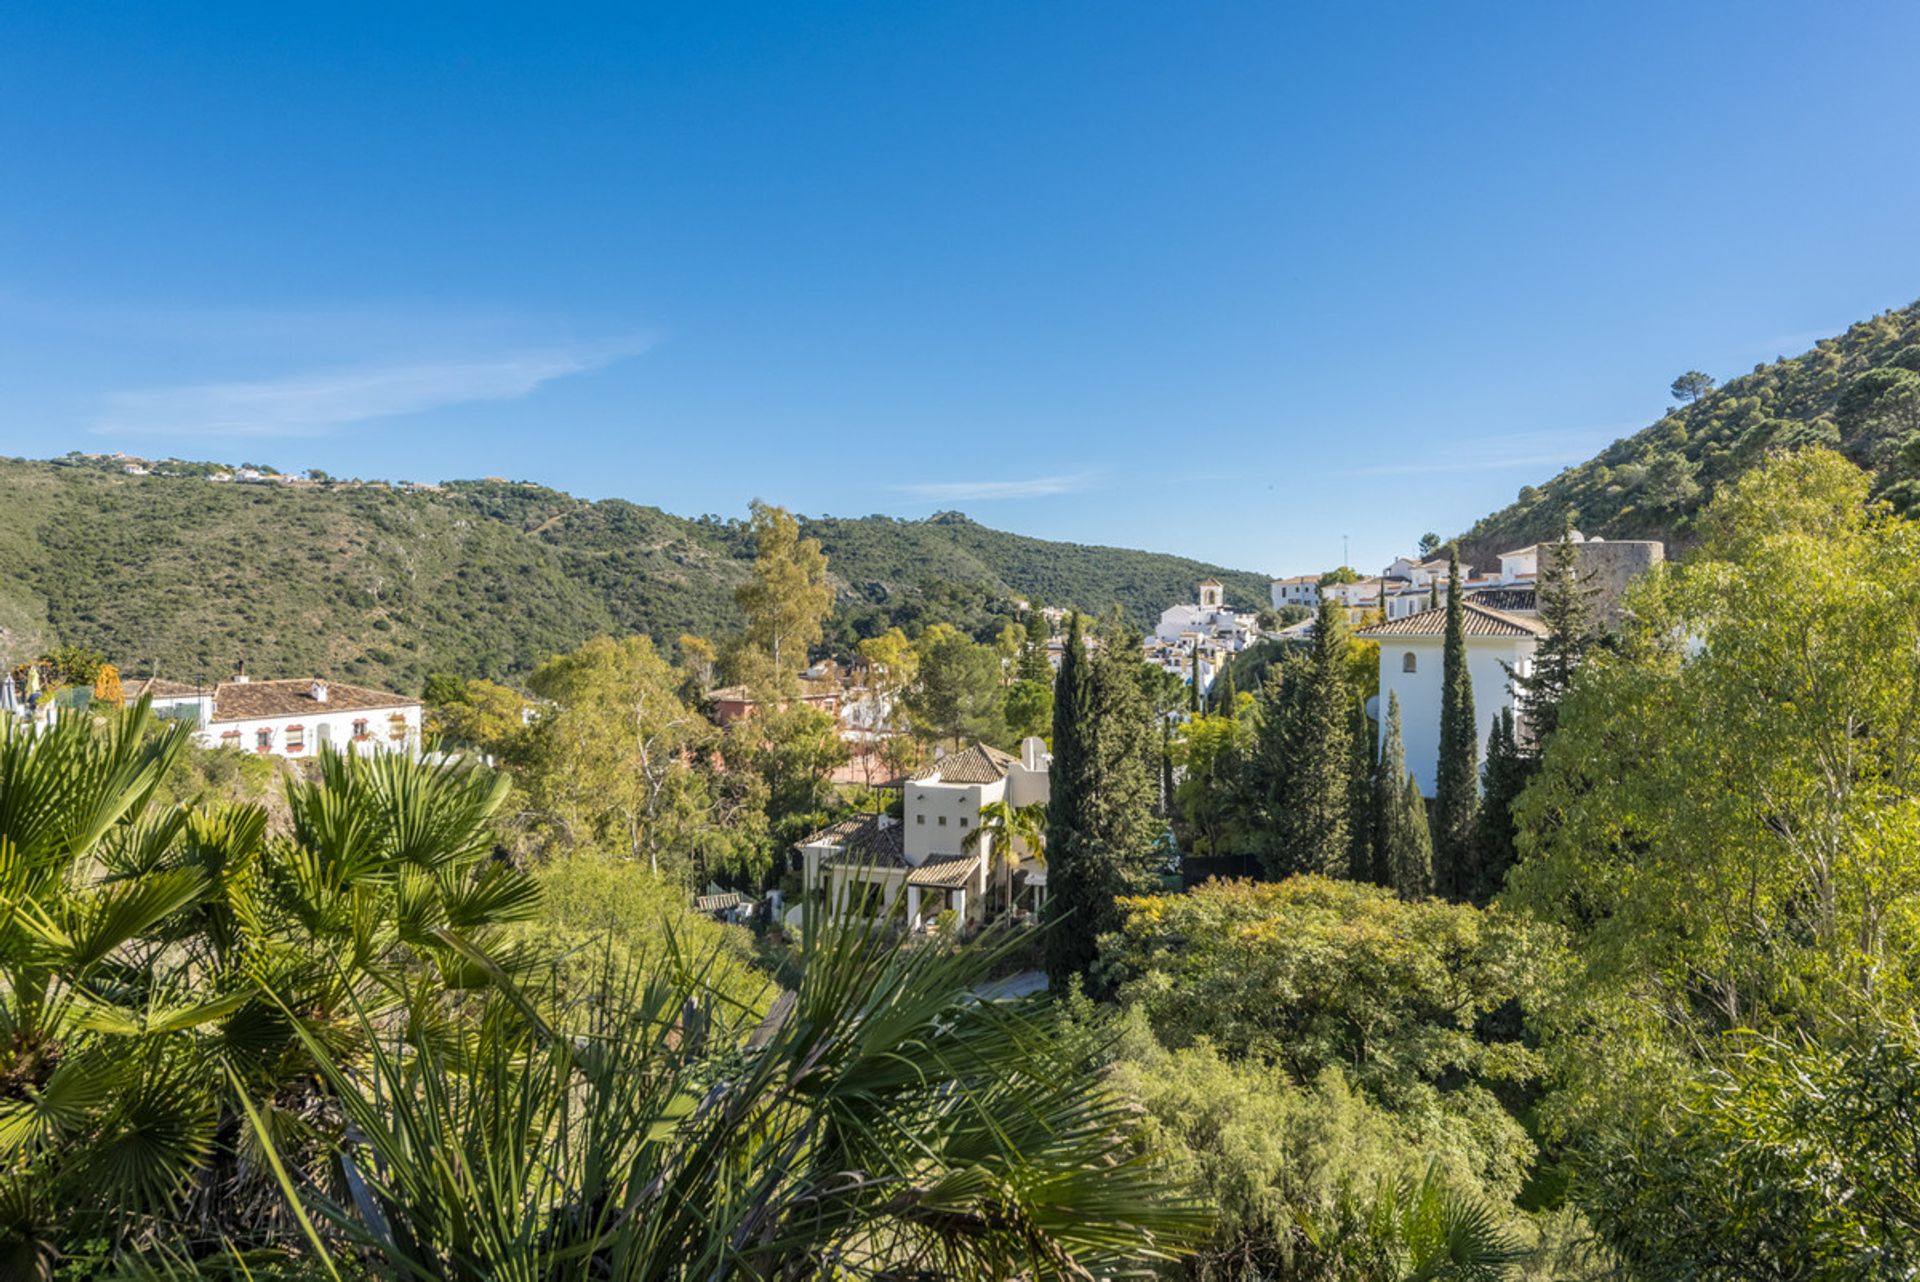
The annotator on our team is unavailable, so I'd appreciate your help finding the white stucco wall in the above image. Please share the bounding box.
[195,704,421,758]
[1377,637,1535,796]
[905,777,1002,862]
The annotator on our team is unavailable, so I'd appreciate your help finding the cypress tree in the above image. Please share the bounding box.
[1346,693,1374,882]
[1244,663,1302,876]
[1392,772,1435,899]
[1188,646,1201,714]
[1043,616,1095,986]
[1043,618,1159,989]
[1432,548,1479,899]
[1471,708,1528,903]
[1272,597,1353,878]
[1216,658,1236,717]
[1371,691,1407,886]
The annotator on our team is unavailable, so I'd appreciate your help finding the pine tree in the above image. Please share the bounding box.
[1509,519,1595,747]
[1391,773,1435,899]
[1371,691,1407,886]
[1043,618,1158,990]
[1019,611,1053,685]
[1432,549,1479,899]
[1471,708,1528,903]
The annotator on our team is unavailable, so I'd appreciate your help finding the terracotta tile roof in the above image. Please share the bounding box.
[208,679,418,724]
[1356,601,1548,640]
[906,854,982,889]
[794,813,908,863]
[911,743,1020,785]
[1464,586,1539,614]
[122,677,201,700]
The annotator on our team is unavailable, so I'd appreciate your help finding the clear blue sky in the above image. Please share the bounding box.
[4,2,1918,575]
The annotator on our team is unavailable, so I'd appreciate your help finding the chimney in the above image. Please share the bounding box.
[233,658,250,684]
[311,680,330,704]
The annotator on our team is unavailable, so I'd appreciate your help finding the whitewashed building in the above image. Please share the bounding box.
[1357,603,1546,797]
[1148,580,1262,694]
[1270,574,1320,610]
[123,676,422,758]
[793,738,1050,930]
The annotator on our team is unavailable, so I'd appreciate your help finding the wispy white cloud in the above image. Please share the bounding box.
[1337,427,1633,478]
[896,472,1098,502]
[94,338,650,438]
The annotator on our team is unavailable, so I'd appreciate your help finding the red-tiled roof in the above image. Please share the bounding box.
[208,679,418,724]
[911,743,1020,784]
[1356,601,1548,640]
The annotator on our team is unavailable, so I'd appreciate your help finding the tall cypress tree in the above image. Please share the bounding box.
[1043,616,1095,986]
[1216,658,1236,717]
[1043,618,1159,989]
[1471,708,1527,904]
[1392,773,1435,899]
[1371,691,1407,886]
[1244,662,1302,876]
[1271,596,1353,878]
[1432,548,1479,899]
[1346,693,1374,882]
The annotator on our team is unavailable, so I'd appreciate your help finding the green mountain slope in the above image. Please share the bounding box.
[1460,299,1920,561]
[0,457,1268,692]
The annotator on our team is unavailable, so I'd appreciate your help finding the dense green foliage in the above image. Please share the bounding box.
[1043,620,1162,991]
[1460,298,1920,559]
[1506,449,1920,1274]
[0,702,1201,1277]
[1091,878,1579,1280]
[0,456,1267,692]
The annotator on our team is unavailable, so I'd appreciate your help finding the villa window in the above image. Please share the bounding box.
[959,816,969,828]
[352,718,370,741]
[220,729,241,748]
[388,712,409,742]
[1402,652,1418,673]
[285,724,305,754]
[255,728,274,754]
[938,815,948,827]
[916,814,924,825]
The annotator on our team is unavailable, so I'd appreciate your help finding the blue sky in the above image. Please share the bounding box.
[3,2,1918,574]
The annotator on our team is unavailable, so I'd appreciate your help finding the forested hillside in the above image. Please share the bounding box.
[1460,298,1920,560]
[0,456,1267,691]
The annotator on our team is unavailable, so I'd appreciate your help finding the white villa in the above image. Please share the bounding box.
[125,676,422,758]
[793,738,1050,930]
[1357,603,1546,796]
[1357,534,1665,793]
[1146,579,1262,694]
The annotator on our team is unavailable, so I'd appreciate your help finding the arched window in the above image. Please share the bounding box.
[1402,652,1418,673]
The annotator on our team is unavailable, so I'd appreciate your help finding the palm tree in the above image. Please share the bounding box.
[245,917,1206,1277]
[0,698,539,1275]
[963,798,1046,919]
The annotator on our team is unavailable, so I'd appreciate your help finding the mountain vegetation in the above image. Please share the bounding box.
[0,454,1269,692]
[1460,298,1920,560]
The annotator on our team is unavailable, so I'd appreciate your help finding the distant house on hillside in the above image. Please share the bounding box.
[120,676,422,758]
[1270,574,1320,610]
[792,738,1050,931]
[706,682,841,728]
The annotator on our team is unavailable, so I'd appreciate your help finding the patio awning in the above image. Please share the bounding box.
[905,855,981,889]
